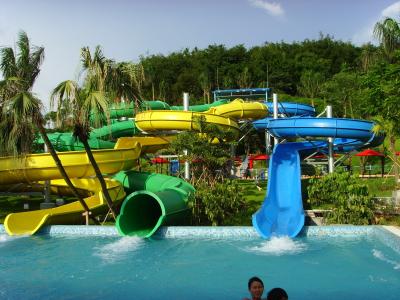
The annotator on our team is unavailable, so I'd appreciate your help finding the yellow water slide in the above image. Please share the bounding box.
[4,178,125,235]
[1,99,267,235]
[135,99,267,132]
[1,142,141,235]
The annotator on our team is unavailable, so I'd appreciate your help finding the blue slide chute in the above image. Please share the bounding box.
[252,116,383,238]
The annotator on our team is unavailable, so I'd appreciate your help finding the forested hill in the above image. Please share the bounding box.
[139,34,367,107]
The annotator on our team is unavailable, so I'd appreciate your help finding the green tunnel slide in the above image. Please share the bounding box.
[113,170,195,238]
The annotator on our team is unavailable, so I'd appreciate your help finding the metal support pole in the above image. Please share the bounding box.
[327,105,334,174]
[230,144,236,176]
[273,93,279,147]
[183,93,190,180]
[265,89,271,154]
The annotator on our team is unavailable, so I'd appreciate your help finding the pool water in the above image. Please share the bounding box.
[0,228,399,299]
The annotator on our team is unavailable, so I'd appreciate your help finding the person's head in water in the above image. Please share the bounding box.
[248,276,264,300]
[266,287,288,300]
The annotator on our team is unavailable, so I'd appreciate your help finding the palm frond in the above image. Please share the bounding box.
[81,90,110,129]
[27,45,45,89]
[16,31,31,75]
[0,47,17,78]
[373,17,400,59]
[50,80,80,126]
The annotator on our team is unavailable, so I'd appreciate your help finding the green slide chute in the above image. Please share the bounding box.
[114,170,195,237]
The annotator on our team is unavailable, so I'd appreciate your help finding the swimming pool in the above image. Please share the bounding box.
[1,225,399,299]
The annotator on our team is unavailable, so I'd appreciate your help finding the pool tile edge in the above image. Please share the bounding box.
[0,224,392,238]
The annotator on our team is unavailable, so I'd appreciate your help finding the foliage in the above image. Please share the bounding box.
[169,115,237,183]
[170,116,246,224]
[139,35,360,102]
[321,69,364,118]
[307,170,375,225]
[373,17,400,62]
[190,180,246,225]
[0,31,44,156]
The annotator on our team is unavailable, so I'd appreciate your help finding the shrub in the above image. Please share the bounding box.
[190,180,246,225]
[307,170,375,225]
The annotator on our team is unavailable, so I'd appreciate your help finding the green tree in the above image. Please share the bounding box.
[51,46,123,219]
[321,70,363,118]
[365,17,400,187]
[0,31,95,222]
[374,17,400,62]
[307,170,375,225]
[297,70,324,107]
[51,79,118,218]
[169,117,246,225]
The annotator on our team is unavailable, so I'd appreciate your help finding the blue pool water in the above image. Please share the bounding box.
[0,226,399,299]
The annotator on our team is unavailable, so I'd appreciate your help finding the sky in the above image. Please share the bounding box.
[1,0,399,111]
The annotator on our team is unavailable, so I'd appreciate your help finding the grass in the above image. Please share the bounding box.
[228,179,267,225]
[359,177,396,197]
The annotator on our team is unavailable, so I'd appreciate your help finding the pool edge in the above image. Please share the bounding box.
[382,225,400,237]
[1,224,398,238]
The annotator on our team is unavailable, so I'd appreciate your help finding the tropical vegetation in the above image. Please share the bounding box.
[1,17,400,226]
[0,31,96,224]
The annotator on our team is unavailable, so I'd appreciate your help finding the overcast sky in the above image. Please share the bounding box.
[1,0,399,111]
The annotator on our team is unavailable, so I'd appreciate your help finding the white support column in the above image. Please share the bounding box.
[265,89,271,154]
[183,93,190,180]
[273,93,279,147]
[327,105,334,174]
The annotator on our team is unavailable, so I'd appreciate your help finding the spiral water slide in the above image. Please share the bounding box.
[252,103,383,238]
[1,99,267,236]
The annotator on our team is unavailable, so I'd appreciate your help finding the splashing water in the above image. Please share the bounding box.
[0,234,25,246]
[94,236,144,263]
[248,236,307,256]
[0,235,10,244]
[372,249,400,270]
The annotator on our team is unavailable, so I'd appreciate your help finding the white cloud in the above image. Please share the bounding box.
[352,22,375,45]
[381,1,400,18]
[248,0,284,17]
[352,1,400,45]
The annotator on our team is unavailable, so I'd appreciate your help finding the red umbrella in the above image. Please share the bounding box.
[249,154,270,169]
[151,157,169,164]
[249,154,270,160]
[355,149,385,177]
[355,149,384,157]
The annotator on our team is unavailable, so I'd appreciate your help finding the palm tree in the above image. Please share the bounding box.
[51,80,118,219]
[0,31,96,223]
[51,46,145,220]
[373,117,400,188]
[373,17,400,62]
[372,18,400,188]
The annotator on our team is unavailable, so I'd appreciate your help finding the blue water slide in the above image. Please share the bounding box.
[252,117,383,238]
[264,102,315,117]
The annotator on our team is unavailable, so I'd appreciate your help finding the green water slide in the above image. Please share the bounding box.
[108,99,230,117]
[169,99,229,111]
[42,100,229,151]
[114,170,195,237]
[38,120,139,151]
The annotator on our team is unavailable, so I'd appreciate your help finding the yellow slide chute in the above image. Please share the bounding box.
[1,99,267,235]
[1,142,141,235]
[135,99,267,133]
[4,178,125,235]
